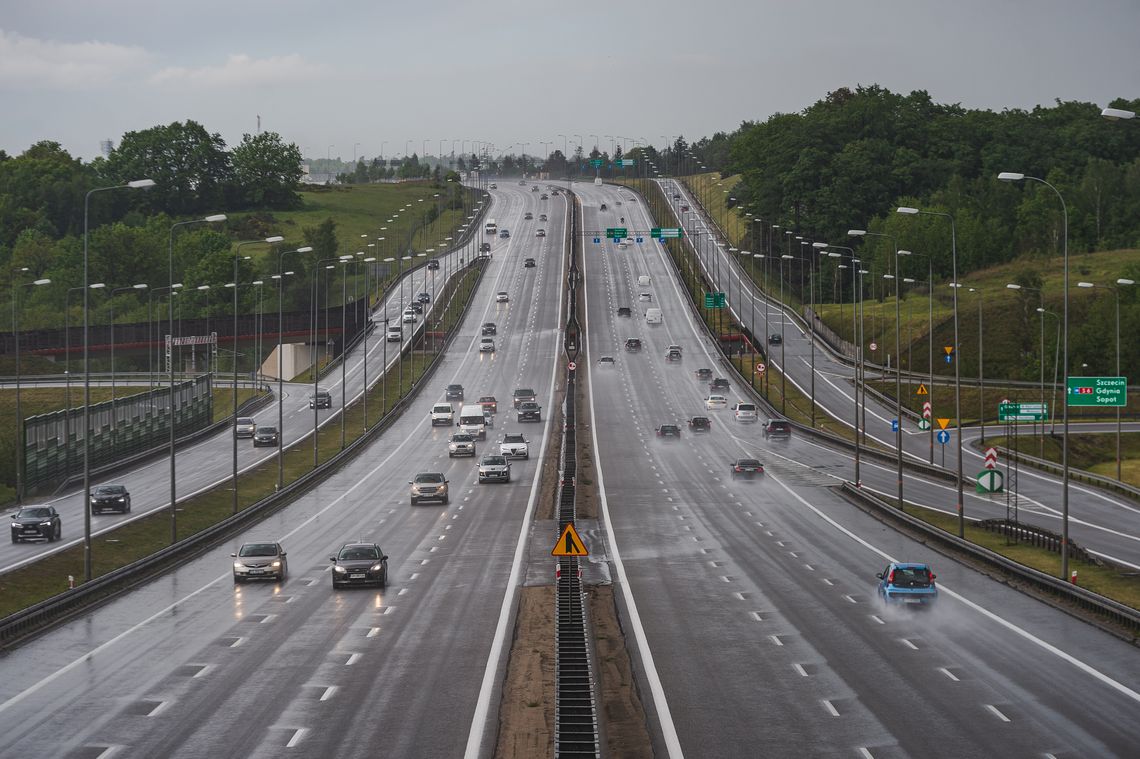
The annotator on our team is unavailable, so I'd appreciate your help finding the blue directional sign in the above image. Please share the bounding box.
[636,236,644,244]
[944,355,953,364]
[937,430,951,445]
[593,237,601,244]
[891,419,899,432]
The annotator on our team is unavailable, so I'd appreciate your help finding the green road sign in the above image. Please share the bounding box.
[1067,376,1127,407]
[650,228,683,239]
[704,292,726,308]
[917,419,931,431]
[976,469,1004,494]
[606,228,628,239]
[998,401,1048,421]
[590,159,605,168]
[619,159,635,167]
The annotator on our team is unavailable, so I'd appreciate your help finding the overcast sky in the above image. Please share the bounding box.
[3,0,1138,163]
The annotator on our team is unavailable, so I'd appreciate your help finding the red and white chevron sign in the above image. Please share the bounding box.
[984,447,998,470]
[922,401,932,419]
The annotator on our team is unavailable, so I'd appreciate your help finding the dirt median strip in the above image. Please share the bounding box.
[494,586,555,759]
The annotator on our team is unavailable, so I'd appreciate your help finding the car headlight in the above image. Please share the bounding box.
[10,522,17,529]
[40,520,53,526]
[333,565,347,574]
[271,561,281,568]
[118,497,126,502]
[370,563,384,572]
[234,562,245,569]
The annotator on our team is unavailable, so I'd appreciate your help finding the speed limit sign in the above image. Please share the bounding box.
[568,361,577,371]
[869,342,878,351]
[755,362,766,374]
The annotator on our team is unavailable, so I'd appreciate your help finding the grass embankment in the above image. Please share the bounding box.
[681,173,747,244]
[986,432,1140,488]
[897,502,1140,610]
[0,265,483,618]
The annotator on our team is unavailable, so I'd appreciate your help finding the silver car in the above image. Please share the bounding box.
[235,417,256,437]
[232,542,288,583]
[477,454,511,483]
[448,432,477,458]
[410,472,449,505]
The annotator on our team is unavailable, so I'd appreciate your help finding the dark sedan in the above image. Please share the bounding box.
[482,322,497,336]
[688,416,712,433]
[10,505,61,542]
[517,402,542,422]
[731,458,764,478]
[253,425,279,447]
[709,378,731,392]
[656,424,682,438]
[768,333,783,345]
[446,384,465,401]
[695,368,713,381]
[91,484,131,514]
[331,542,389,589]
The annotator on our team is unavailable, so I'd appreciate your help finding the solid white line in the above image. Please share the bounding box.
[344,653,361,666]
[765,471,1140,706]
[366,627,380,638]
[793,663,809,677]
[769,635,783,647]
[869,615,885,625]
[146,700,169,717]
[260,614,276,624]
[229,636,245,648]
[858,748,875,759]
[985,704,1011,723]
[822,699,840,717]
[319,686,337,702]
[285,727,308,748]
[900,638,919,650]
[938,667,960,682]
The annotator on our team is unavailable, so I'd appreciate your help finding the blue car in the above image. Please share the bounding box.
[876,562,939,607]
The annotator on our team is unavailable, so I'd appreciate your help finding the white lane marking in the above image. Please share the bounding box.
[397,588,408,596]
[985,704,1011,723]
[843,595,858,604]
[463,195,568,759]
[192,664,211,678]
[344,653,362,666]
[793,663,809,677]
[766,471,1140,706]
[749,612,763,622]
[285,727,309,748]
[803,564,815,571]
[858,748,875,759]
[821,578,834,586]
[260,614,277,624]
[229,637,246,648]
[576,206,685,759]
[900,638,919,650]
[939,667,960,682]
[869,615,885,625]
[769,635,784,647]
[366,627,380,638]
[147,700,170,717]
[319,686,337,702]
[822,699,840,717]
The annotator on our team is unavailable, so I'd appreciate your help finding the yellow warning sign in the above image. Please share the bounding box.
[552,523,589,557]
[916,384,929,395]
[937,418,951,430]
[943,346,955,355]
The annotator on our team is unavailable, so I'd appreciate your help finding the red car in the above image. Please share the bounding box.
[478,396,498,413]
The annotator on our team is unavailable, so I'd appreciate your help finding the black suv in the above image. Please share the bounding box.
[763,419,792,439]
[482,322,497,336]
[769,333,782,345]
[10,505,61,542]
[446,384,465,401]
[427,259,440,270]
[524,258,536,268]
[330,542,389,589]
[310,388,332,409]
[90,484,131,514]
[617,307,631,317]
[479,242,491,253]
[624,338,642,352]
[517,402,542,422]
[709,378,730,392]
[688,416,712,433]
[512,388,537,408]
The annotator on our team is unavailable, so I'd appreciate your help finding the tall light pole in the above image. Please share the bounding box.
[109,283,148,449]
[898,248,935,464]
[275,245,312,489]
[895,207,964,537]
[825,244,863,483]
[850,229,903,510]
[998,172,1071,579]
[1006,282,1048,454]
[968,287,987,443]
[84,178,155,581]
[12,276,52,503]
[65,283,105,483]
[1077,279,1134,480]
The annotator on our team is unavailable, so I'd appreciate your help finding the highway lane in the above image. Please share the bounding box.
[0,180,570,758]
[2,224,482,573]
[575,180,1140,757]
[655,178,1140,567]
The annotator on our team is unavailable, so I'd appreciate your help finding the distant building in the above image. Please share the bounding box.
[100,139,113,158]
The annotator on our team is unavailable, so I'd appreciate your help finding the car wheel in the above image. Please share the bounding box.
[378,572,387,589]
[10,534,16,544]
[443,495,449,504]
[233,574,242,584]
[410,498,417,506]
[56,525,61,540]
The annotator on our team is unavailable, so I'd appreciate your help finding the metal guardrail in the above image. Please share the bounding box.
[838,482,1140,641]
[0,259,490,649]
[554,188,600,759]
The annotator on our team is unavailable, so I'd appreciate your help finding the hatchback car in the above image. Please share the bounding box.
[479,337,496,353]
[410,472,450,504]
[232,542,288,583]
[730,458,764,478]
[402,308,417,323]
[688,416,712,433]
[877,563,939,607]
[624,338,642,352]
[478,396,498,413]
[496,291,509,302]
[253,425,279,447]
[695,368,713,381]
[600,203,608,211]
[524,258,536,268]
[310,388,332,409]
[598,356,615,365]
[499,229,511,238]
[656,424,682,438]
[91,484,131,514]
[479,242,492,253]
[617,307,632,317]
[386,324,403,342]
[10,505,62,542]
[430,403,454,426]
[446,384,464,401]
[478,454,512,483]
[330,543,389,588]
[763,419,792,439]
[705,395,728,410]
[539,213,548,221]
[638,292,652,302]
[540,193,549,200]
[427,259,440,270]
[481,322,497,336]
[524,211,534,220]
[409,301,424,314]
[665,349,682,362]
[235,417,256,438]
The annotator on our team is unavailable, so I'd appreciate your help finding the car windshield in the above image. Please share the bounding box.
[505,434,524,443]
[891,567,932,587]
[237,418,254,425]
[738,404,756,411]
[94,485,125,495]
[18,507,51,518]
[434,405,451,412]
[415,473,444,483]
[737,459,761,468]
[448,385,462,391]
[483,456,506,465]
[339,546,381,561]
[239,543,279,557]
[258,426,277,434]
[452,434,473,442]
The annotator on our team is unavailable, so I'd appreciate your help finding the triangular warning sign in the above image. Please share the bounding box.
[916,384,929,395]
[552,523,589,557]
[937,418,951,430]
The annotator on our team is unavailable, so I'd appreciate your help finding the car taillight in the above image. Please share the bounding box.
[734,466,742,472]
[887,570,896,583]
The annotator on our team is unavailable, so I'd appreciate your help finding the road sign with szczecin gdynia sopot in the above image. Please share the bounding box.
[1067,377,1127,407]
[998,401,1048,421]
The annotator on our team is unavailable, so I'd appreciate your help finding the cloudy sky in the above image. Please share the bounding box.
[3,0,1138,163]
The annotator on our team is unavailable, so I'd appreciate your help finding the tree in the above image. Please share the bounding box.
[230,131,303,209]
[104,121,232,216]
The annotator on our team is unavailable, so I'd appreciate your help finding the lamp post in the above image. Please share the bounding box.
[274,246,313,489]
[1038,308,1061,434]
[967,287,987,443]
[1101,107,1137,121]
[362,256,377,430]
[1006,282,1048,455]
[779,253,793,414]
[12,275,52,503]
[998,172,1071,578]
[65,283,105,482]
[895,206,964,537]
[1077,279,1134,480]
[109,283,148,450]
[898,249,935,464]
[850,229,903,509]
[826,244,863,482]
[84,178,155,581]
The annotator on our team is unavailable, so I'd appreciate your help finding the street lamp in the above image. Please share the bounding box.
[275,246,312,489]
[851,228,904,510]
[84,178,155,582]
[998,171,1072,579]
[967,287,987,443]
[65,283,105,482]
[895,206,965,537]
[1101,107,1136,121]
[1006,282,1049,454]
[12,275,52,503]
[1077,278,1134,480]
[109,283,148,444]
[898,249,936,464]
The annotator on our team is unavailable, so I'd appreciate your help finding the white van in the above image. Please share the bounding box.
[645,307,662,324]
[637,275,651,287]
[430,403,454,426]
[458,404,488,439]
